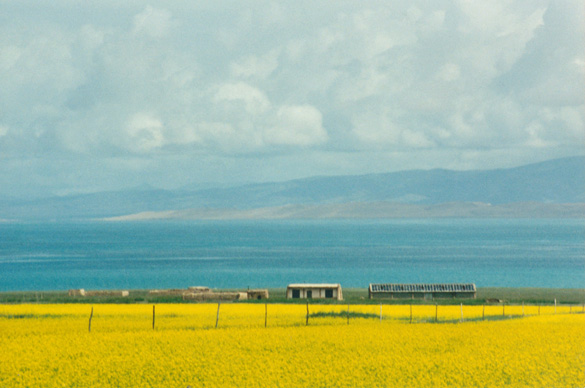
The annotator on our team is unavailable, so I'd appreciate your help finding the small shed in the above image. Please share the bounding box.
[369,283,476,299]
[68,289,86,297]
[247,289,269,300]
[286,284,343,301]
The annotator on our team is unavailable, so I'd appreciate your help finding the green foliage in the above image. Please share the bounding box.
[0,314,65,319]
[309,311,379,319]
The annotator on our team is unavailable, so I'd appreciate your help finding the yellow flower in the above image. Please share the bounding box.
[0,303,583,387]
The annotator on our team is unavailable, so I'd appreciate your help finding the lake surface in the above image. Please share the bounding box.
[0,219,583,291]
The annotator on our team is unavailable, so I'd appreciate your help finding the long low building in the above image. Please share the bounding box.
[181,287,269,301]
[68,289,129,297]
[369,283,476,299]
[286,284,343,301]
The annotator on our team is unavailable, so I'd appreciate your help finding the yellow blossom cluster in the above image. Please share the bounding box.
[0,303,583,387]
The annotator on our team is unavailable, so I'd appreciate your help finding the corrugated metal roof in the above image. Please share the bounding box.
[369,283,476,293]
[287,284,341,289]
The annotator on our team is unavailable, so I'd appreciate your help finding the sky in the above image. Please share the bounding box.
[0,1,583,197]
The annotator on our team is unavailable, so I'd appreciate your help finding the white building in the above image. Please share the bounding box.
[286,283,343,301]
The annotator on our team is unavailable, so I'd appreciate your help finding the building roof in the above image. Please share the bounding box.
[369,283,476,293]
[287,283,341,289]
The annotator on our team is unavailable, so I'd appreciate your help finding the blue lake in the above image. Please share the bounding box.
[0,219,583,291]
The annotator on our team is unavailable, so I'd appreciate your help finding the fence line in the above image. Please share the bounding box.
[73,302,584,333]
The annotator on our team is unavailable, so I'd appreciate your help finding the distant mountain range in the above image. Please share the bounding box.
[1,156,584,221]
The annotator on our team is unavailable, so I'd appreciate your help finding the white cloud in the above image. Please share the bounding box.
[79,25,107,52]
[573,58,585,71]
[455,2,546,80]
[351,111,434,149]
[524,121,550,148]
[0,1,582,196]
[133,6,174,38]
[352,111,401,146]
[125,113,165,152]
[538,106,585,143]
[0,46,21,72]
[0,32,83,100]
[265,105,327,146]
[194,121,266,153]
[401,130,434,148]
[521,66,585,106]
[231,50,279,79]
[425,10,446,31]
[437,63,461,82]
[214,82,271,115]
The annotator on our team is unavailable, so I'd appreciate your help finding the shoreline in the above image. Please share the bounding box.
[1,287,584,305]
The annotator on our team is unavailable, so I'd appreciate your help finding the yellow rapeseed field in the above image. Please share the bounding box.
[0,303,583,387]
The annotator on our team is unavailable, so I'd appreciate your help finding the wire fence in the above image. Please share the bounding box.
[2,302,583,333]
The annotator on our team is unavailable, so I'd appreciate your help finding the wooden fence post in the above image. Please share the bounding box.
[347,304,350,325]
[152,305,156,330]
[554,298,557,314]
[380,303,382,322]
[306,302,309,326]
[88,306,93,333]
[460,303,463,322]
[482,304,485,321]
[215,302,220,329]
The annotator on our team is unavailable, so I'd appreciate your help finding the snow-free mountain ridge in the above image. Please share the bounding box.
[1,156,583,221]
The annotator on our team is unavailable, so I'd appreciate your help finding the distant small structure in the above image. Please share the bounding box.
[183,291,246,301]
[69,289,129,297]
[368,283,476,299]
[68,289,86,297]
[188,286,211,293]
[149,289,190,296]
[85,290,129,297]
[181,287,269,302]
[247,289,269,300]
[286,284,343,301]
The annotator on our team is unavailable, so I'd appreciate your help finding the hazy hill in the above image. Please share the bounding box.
[1,156,583,221]
[104,202,585,221]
